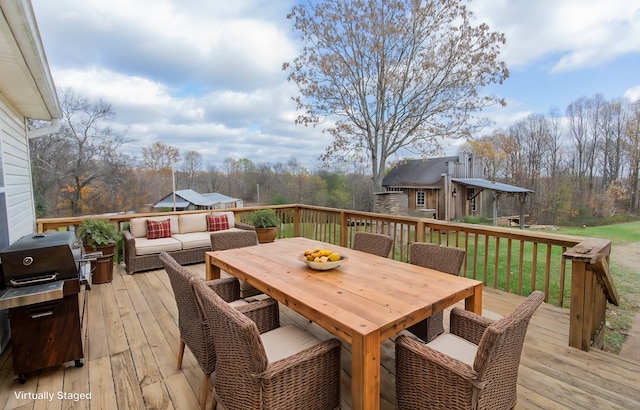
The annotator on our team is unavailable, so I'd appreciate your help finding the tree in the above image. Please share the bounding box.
[181,150,203,189]
[625,100,640,213]
[284,0,508,192]
[141,141,180,170]
[465,131,508,180]
[29,88,130,216]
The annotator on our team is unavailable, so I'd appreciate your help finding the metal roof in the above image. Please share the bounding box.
[153,190,241,209]
[452,178,534,193]
[202,192,240,204]
[174,189,215,206]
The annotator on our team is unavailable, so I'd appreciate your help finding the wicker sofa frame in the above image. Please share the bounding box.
[123,220,254,274]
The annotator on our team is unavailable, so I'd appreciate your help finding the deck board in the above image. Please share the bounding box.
[0,262,639,409]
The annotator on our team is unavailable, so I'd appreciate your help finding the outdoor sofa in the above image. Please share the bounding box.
[123,211,254,274]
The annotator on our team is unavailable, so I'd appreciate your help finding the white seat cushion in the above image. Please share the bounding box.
[229,299,249,308]
[426,333,478,367]
[172,232,211,249]
[261,325,323,363]
[134,237,182,255]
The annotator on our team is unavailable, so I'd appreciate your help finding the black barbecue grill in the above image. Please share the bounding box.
[0,231,90,383]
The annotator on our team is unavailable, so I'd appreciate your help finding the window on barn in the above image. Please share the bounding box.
[416,191,425,207]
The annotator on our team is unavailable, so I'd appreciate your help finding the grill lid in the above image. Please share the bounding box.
[0,232,82,287]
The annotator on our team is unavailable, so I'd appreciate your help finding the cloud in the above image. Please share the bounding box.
[31,0,640,170]
[471,0,640,72]
[32,0,328,167]
[624,85,640,103]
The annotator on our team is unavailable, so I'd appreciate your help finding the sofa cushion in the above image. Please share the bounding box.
[134,237,183,256]
[179,213,207,234]
[130,215,179,238]
[211,211,235,228]
[147,219,172,239]
[207,214,230,231]
[172,232,211,250]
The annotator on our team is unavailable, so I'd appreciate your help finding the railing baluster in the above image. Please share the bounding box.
[506,238,512,293]
[518,241,525,294]
[494,236,500,289]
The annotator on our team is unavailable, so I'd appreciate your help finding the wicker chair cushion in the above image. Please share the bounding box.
[229,299,249,308]
[134,237,182,255]
[426,333,478,367]
[261,324,323,363]
[178,213,207,233]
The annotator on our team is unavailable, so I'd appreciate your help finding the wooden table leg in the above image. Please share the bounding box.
[205,253,221,280]
[465,283,483,315]
[350,330,380,410]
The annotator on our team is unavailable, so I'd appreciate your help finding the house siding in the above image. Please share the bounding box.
[1,96,36,243]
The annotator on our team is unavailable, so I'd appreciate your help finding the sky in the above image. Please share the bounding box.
[31,0,640,170]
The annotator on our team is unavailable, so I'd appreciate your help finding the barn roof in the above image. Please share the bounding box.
[382,157,459,188]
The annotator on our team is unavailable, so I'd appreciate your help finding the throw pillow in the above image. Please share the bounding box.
[147,219,172,239]
[207,214,229,231]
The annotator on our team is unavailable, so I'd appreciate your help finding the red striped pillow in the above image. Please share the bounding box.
[146,219,172,239]
[207,214,229,231]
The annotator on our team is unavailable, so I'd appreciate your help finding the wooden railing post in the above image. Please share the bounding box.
[563,238,618,351]
[293,205,301,237]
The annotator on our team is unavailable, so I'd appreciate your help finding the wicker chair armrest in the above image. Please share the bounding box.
[259,338,341,408]
[235,221,256,231]
[203,277,240,303]
[236,298,280,333]
[449,307,494,345]
[395,335,485,403]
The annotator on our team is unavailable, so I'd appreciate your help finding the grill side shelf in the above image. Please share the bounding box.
[0,281,65,310]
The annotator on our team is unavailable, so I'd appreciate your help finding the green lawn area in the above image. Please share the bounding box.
[556,221,640,244]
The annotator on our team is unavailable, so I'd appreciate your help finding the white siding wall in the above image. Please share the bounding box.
[1,97,36,242]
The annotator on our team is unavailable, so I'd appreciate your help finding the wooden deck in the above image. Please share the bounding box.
[1,262,639,409]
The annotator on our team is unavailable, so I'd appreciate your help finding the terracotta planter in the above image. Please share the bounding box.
[255,227,278,243]
[84,243,116,284]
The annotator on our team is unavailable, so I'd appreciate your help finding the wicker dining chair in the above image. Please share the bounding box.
[407,242,466,342]
[192,278,342,410]
[395,290,545,410]
[210,228,258,251]
[352,231,394,258]
[159,252,278,410]
[210,229,261,297]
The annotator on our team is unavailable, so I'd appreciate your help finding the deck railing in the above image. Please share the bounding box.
[37,204,617,350]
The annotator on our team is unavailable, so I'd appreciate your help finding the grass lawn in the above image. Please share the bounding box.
[556,221,640,244]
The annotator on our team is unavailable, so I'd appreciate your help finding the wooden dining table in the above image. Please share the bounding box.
[205,237,483,410]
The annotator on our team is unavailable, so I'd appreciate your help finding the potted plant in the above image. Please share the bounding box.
[77,219,121,284]
[248,209,280,243]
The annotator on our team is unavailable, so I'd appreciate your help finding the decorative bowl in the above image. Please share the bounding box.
[298,254,348,271]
